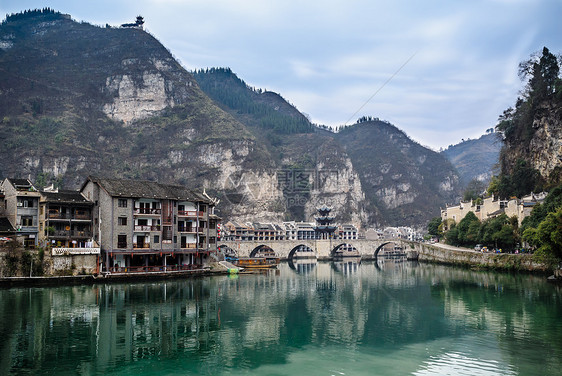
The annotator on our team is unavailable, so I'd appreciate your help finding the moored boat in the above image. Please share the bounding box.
[234,257,279,269]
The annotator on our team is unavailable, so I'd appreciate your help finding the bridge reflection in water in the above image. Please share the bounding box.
[2,261,559,375]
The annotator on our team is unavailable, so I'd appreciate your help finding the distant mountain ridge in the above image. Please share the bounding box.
[0,10,461,227]
[441,132,501,186]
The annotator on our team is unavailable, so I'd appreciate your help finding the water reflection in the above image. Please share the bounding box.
[0,262,561,375]
[287,258,317,274]
[331,257,361,275]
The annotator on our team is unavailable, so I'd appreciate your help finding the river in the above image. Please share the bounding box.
[1,260,561,375]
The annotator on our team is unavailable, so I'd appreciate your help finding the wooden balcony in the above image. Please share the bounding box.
[48,212,91,220]
[51,230,92,238]
[134,208,162,215]
[48,213,71,219]
[180,243,197,249]
[134,225,161,232]
[133,243,151,249]
[178,210,204,217]
[177,227,196,233]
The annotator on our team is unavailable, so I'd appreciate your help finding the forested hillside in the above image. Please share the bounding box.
[192,68,314,134]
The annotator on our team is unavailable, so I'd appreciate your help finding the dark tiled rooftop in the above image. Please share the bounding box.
[0,217,15,233]
[41,190,92,204]
[7,178,36,191]
[87,176,210,203]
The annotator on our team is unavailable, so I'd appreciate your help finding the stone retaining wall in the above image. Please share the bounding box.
[413,243,551,273]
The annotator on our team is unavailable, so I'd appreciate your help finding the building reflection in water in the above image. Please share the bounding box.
[0,262,561,375]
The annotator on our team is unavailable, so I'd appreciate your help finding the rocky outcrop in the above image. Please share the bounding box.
[103,72,173,123]
[527,102,562,181]
[305,158,369,226]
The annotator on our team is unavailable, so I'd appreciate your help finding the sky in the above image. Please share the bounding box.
[1,0,562,150]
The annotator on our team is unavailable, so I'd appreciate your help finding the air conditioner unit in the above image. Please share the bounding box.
[17,203,23,206]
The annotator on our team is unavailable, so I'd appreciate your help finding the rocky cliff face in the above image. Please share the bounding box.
[498,98,562,188]
[527,101,562,180]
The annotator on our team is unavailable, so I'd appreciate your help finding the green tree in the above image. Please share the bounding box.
[466,221,481,244]
[528,207,562,260]
[427,217,442,238]
[445,224,459,246]
[521,184,562,234]
[479,214,517,250]
[451,211,481,246]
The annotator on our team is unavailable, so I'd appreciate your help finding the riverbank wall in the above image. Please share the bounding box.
[411,242,553,273]
[0,268,219,288]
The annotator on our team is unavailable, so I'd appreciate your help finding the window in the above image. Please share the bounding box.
[154,235,160,244]
[162,226,172,243]
[21,216,33,226]
[118,217,127,226]
[117,235,127,248]
[118,199,127,208]
[173,235,177,244]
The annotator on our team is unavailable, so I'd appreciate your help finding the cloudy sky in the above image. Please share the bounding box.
[2,0,561,149]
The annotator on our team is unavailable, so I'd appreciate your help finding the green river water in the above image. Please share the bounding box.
[1,260,561,375]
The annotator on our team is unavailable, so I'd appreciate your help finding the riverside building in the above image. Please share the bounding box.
[80,176,219,273]
[0,178,41,248]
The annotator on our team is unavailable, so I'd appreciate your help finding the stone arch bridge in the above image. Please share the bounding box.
[219,239,417,260]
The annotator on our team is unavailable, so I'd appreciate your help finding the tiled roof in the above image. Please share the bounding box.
[41,190,92,204]
[86,176,210,203]
[7,178,36,191]
[0,217,15,233]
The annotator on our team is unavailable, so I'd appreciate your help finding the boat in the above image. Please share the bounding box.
[233,257,279,269]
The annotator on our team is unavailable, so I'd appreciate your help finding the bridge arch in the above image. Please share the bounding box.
[249,245,277,258]
[287,244,315,260]
[331,243,359,257]
[374,241,402,259]
[218,244,237,258]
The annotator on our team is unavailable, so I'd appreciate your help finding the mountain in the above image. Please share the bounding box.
[0,9,461,227]
[441,132,502,186]
[337,120,459,225]
[0,9,281,222]
[193,69,461,226]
